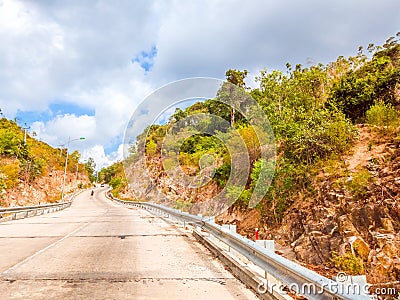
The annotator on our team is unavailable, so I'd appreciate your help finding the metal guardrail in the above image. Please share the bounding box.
[109,194,371,300]
[0,194,77,221]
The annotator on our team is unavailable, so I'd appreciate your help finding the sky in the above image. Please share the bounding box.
[0,0,399,170]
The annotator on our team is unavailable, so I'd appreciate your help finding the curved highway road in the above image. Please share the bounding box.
[0,188,257,299]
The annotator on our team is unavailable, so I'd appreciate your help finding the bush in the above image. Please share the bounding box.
[328,46,400,122]
[226,185,252,205]
[214,163,231,187]
[174,199,191,211]
[19,158,44,182]
[331,251,365,275]
[146,139,157,156]
[0,161,20,188]
[345,168,374,199]
[282,109,356,164]
[366,101,399,130]
[109,176,127,197]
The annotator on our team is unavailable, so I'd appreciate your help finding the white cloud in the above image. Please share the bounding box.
[31,114,95,147]
[81,144,124,171]
[150,0,400,83]
[1,0,399,169]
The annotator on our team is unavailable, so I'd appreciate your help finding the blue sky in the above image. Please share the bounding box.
[16,102,95,126]
[0,0,399,169]
[132,45,158,73]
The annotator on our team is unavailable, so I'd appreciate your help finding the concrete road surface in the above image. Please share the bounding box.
[0,189,258,299]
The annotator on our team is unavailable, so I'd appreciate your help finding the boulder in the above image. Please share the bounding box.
[376,252,394,271]
[338,215,359,237]
[381,218,395,233]
[350,236,371,261]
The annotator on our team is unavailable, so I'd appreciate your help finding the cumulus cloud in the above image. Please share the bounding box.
[31,114,95,146]
[150,0,400,83]
[81,144,125,171]
[0,0,399,169]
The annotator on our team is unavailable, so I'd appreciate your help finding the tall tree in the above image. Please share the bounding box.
[225,69,248,126]
[84,157,96,183]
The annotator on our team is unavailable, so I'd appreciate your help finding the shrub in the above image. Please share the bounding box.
[366,101,399,132]
[146,139,157,156]
[214,163,231,187]
[345,168,374,199]
[0,161,20,188]
[331,251,365,275]
[109,176,127,197]
[174,199,191,211]
[226,185,252,206]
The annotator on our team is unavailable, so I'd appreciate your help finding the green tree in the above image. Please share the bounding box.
[85,157,96,183]
[225,69,248,126]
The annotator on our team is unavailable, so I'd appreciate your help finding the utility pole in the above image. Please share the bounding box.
[75,163,79,192]
[20,123,30,144]
[61,137,85,200]
[58,144,66,157]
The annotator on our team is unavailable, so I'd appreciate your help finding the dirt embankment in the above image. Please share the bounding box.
[218,126,400,287]
[1,170,90,207]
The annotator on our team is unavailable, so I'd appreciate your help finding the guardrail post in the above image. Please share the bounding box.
[196,214,202,231]
[255,240,275,252]
[255,240,275,278]
[222,224,237,252]
[204,217,216,241]
[222,224,236,234]
[207,216,215,223]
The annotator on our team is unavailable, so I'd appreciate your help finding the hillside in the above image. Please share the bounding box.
[102,34,400,287]
[0,118,91,207]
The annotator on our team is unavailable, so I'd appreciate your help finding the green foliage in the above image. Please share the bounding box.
[146,139,157,156]
[328,43,400,122]
[0,118,88,189]
[366,101,399,131]
[331,251,365,275]
[281,109,356,164]
[84,157,96,182]
[106,34,400,227]
[255,65,356,164]
[227,185,245,204]
[214,163,231,187]
[109,176,127,197]
[0,161,20,188]
[225,69,248,88]
[345,168,374,200]
[98,161,124,183]
[173,199,192,211]
[250,159,267,187]
[0,123,28,159]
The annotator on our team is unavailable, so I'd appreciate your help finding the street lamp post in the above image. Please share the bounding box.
[75,163,79,192]
[61,136,85,200]
[22,123,30,144]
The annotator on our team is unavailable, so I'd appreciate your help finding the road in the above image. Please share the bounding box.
[0,188,257,299]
